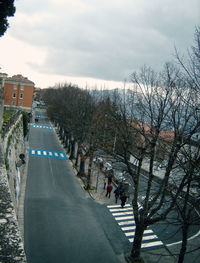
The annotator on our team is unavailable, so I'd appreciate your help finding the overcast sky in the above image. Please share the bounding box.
[0,0,199,89]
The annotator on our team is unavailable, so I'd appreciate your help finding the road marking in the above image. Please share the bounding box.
[121,226,136,231]
[32,124,53,130]
[118,220,135,226]
[35,115,46,119]
[107,204,131,208]
[107,204,163,249]
[115,216,134,221]
[110,207,133,212]
[29,149,67,160]
[112,211,133,216]
[125,230,154,237]
[141,241,163,248]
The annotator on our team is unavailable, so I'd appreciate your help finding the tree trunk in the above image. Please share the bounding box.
[178,175,192,263]
[77,155,85,177]
[75,144,80,167]
[87,151,94,189]
[67,141,71,154]
[178,224,188,263]
[59,126,63,138]
[69,139,75,160]
[64,136,69,149]
[131,223,145,260]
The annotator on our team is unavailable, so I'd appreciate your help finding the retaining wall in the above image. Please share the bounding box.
[0,111,26,262]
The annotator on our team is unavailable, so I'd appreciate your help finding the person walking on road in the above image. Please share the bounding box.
[120,193,127,208]
[114,187,120,203]
[105,183,113,198]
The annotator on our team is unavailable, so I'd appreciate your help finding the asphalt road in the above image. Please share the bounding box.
[24,112,126,263]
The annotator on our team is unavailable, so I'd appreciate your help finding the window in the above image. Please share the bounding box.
[19,102,23,106]
[12,101,15,105]
[13,93,16,98]
[19,93,23,99]
[20,85,24,90]
[13,84,17,90]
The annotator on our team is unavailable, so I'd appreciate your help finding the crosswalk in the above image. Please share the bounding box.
[29,148,67,160]
[32,124,53,130]
[107,204,163,249]
[35,115,46,119]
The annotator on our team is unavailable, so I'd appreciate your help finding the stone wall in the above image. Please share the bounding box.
[2,113,26,210]
[0,112,26,262]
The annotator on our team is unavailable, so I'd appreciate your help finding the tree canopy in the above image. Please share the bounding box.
[0,0,15,37]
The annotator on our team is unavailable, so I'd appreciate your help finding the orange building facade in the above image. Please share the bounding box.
[4,74,35,110]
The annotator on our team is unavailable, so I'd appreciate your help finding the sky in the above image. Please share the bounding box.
[0,0,199,89]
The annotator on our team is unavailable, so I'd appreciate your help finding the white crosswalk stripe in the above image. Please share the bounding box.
[32,124,53,130]
[29,149,67,160]
[118,220,135,226]
[107,204,163,249]
[112,211,133,216]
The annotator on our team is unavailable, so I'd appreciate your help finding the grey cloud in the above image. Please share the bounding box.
[10,0,200,82]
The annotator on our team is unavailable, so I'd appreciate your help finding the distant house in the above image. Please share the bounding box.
[129,121,175,162]
[4,74,35,110]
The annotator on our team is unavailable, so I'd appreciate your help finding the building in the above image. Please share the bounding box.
[33,87,42,102]
[4,74,35,110]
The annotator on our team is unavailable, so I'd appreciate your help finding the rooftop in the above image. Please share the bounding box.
[5,74,35,85]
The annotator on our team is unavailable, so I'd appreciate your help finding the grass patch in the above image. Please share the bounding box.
[3,109,16,123]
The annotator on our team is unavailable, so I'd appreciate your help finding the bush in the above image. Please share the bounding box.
[22,111,30,137]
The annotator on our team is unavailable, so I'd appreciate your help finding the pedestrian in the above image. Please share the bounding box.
[108,175,112,184]
[120,193,127,208]
[105,183,113,198]
[104,176,108,189]
[114,187,120,204]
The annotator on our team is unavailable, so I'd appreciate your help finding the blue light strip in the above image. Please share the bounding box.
[29,148,67,160]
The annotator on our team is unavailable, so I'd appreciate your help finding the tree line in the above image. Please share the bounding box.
[42,27,200,263]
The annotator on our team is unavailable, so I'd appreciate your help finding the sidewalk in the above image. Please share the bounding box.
[70,159,121,205]
[88,168,121,205]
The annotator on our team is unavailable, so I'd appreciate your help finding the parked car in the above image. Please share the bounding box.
[104,161,112,171]
[93,156,103,164]
[113,169,126,183]
[112,162,128,172]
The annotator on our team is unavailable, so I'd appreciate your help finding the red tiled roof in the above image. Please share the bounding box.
[131,121,174,142]
[5,74,34,85]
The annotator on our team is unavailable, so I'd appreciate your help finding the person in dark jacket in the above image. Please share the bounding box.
[120,193,127,208]
[114,187,120,203]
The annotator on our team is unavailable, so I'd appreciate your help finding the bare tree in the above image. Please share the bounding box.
[172,27,200,262]
[43,83,96,186]
[110,63,200,262]
[175,26,200,96]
